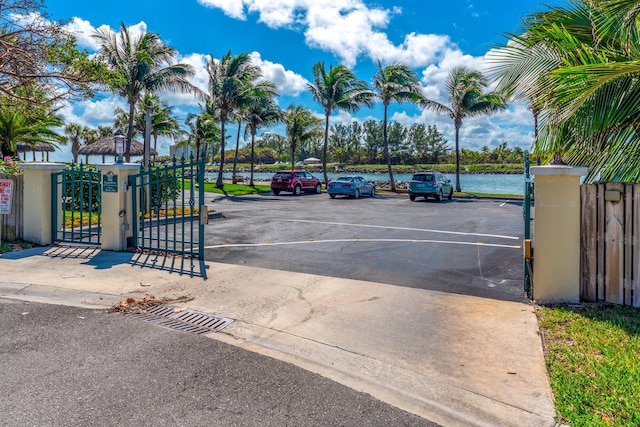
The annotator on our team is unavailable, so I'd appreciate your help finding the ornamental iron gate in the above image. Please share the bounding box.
[51,163,102,244]
[128,157,205,260]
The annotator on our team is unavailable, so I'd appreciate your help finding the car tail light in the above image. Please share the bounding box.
[432,182,438,188]
[327,181,333,188]
[344,183,352,187]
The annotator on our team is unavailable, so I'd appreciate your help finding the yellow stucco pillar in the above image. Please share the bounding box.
[530,165,588,304]
[96,163,140,251]
[19,163,65,245]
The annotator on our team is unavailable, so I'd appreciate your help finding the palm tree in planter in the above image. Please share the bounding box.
[94,22,197,162]
[422,66,505,192]
[371,61,423,191]
[307,62,373,185]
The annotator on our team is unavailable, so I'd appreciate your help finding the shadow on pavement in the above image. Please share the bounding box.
[129,251,208,279]
[2,244,208,279]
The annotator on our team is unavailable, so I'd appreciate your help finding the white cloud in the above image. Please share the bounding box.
[197,0,456,68]
[64,19,148,52]
[197,0,247,20]
[249,52,308,96]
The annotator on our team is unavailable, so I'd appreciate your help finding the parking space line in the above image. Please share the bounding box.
[204,238,521,250]
[283,219,519,240]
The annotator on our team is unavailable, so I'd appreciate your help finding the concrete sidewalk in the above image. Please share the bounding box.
[0,246,557,427]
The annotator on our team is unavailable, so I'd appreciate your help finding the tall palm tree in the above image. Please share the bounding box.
[205,51,262,188]
[283,105,322,171]
[371,61,423,191]
[94,22,197,162]
[245,95,281,185]
[422,66,506,192]
[307,62,373,185]
[0,108,65,158]
[490,0,640,181]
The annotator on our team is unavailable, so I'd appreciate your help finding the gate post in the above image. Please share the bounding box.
[96,163,140,251]
[19,163,65,245]
[530,164,588,303]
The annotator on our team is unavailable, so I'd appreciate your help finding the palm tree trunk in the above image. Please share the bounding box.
[250,130,256,186]
[126,101,136,163]
[454,124,461,192]
[322,113,330,186]
[383,105,396,192]
[232,120,241,181]
[153,134,158,163]
[216,120,225,188]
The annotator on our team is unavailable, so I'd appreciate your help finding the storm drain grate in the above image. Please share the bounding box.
[125,305,234,334]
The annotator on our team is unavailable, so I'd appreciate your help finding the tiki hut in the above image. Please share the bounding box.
[16,142,57,162]
[78,137,157,164]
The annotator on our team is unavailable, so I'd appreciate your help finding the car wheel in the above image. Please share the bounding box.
[434,192,441,202]
[354,189,360,199]
[272,189,280,195]
[447,188,453,200]
[370,188,375,197]
[293,185,301,196]
[329,194,336,199]
[409,194,416,201]
[315,183,322,194]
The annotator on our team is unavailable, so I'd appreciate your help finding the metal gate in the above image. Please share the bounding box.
[51,163,102,244]
[128,157,205,260]
[523,152,534,297]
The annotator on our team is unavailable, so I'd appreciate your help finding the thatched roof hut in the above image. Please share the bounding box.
[16,141,57,162]
[78,137,158,163]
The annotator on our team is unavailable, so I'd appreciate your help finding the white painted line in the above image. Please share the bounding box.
[283,219,519,240]
[204,238,521,250]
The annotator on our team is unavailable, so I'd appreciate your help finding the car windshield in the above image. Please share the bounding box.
[335,177,352,182]
[412,174,433,182]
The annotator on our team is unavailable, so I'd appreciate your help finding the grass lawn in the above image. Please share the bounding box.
[537,304,640,426]
[183,181,271,195]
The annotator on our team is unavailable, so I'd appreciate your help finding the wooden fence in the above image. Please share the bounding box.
[0,174,23,242]
[581,182,640,307]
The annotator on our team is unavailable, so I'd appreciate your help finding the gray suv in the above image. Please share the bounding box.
[408,171,453,202]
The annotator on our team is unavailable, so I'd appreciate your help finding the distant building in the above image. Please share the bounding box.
[169,144,194,160]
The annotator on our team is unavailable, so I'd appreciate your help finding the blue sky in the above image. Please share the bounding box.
[43,0,555,161]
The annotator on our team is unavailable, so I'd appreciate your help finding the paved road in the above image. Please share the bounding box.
[0,298,438,427]
[203,192,527,302]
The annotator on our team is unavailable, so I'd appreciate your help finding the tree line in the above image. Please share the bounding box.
[2,0,640,191]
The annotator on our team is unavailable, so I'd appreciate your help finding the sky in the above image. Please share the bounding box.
[42,0,557,162]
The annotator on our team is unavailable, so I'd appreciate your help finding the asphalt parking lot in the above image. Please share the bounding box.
[203,191,528,302]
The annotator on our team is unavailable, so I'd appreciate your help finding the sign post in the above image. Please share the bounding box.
[0,178,14,245]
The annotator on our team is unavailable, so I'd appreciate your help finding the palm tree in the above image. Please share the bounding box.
[371,61,423,191]
[183,107,219,162]
[422,66,506,192]
[489,0,640,181]
[205,51,263,187]
[307,62,373,185]
[136,93,182,163]
[283,105,322,170]
[64,123,86,163]
[245,95,281,185]
[94,22,197,162]
[0,108,65,158]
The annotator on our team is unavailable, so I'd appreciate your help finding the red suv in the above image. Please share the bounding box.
[271,170,322,196]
